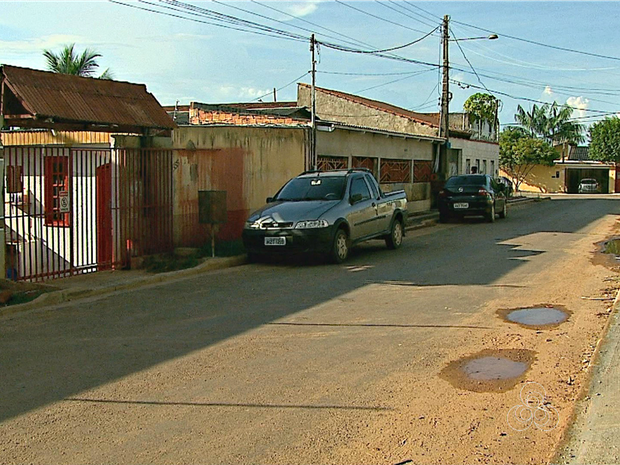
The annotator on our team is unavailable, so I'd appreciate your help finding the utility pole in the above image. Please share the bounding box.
[310,34,317,170]
[438,14,450,176]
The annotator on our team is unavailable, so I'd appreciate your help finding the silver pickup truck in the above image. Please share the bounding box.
[242,169,408,263]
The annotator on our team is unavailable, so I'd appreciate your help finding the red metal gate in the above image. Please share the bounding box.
[4,146,173,281]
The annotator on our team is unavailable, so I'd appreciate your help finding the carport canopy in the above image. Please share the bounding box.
[0,65,176,134]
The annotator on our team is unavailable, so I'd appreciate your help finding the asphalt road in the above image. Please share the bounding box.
[2,196,620,464]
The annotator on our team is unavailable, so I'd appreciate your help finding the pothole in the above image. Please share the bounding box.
[593,238,620,270]
[497,305,570,329]
[440,349,536,392]
[603,238,620,255]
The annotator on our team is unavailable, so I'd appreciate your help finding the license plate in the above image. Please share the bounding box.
[454,203,469,209]
[265,237,286,246]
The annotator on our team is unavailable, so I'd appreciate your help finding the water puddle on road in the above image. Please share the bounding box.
[498,305,570,329]
[440,349,536,392]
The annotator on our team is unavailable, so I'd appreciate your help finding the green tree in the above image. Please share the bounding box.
[463,93,500,140]
[588,116,620,163]
[43,43,113,79]
[515,102,584,146]
[499,127,557,191]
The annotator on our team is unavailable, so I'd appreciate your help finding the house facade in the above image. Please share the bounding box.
[0,66,176,281]
[502,146,617,194]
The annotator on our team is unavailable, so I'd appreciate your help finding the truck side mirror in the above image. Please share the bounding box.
[266,196,275,203]
[350,193,363,204]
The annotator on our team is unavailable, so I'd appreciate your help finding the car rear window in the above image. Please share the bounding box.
[276,176,346,201]
[445,175,486,187]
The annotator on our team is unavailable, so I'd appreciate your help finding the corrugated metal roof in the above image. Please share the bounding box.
[1,65,175,132]
[569,146,590,161]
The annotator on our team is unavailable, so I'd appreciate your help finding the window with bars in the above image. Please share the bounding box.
[352,157,377,177]
[45,156,70,227]
[380,159,411,183]
[6,165,23,193]
[414,160,433,183]
[317,156,348,171]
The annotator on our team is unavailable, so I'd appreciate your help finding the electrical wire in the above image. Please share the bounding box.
[452,18,620,62]
[354,69,434,94]
[452,79,613,115]
[251,71,310,102]
[334,0,438,35]
[318,27,438,55]
[411,82,440,110]
[450,27,493,95]
[374,0,438,29]
[252,0,412,51]
[109,0,306,41]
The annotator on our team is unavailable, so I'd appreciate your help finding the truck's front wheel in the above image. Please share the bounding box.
[385,219,403,249]
[330,228,350,263]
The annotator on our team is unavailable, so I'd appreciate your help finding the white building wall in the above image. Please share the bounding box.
[449,138,500,176]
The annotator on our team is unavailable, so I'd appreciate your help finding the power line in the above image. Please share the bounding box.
[452,79,614,115]
[401,1,442,23]
[411,82,440,110]
[319,70,428,77]
[109,0,305,41]
[450,27,493,95]
[334,0,438,35]
[318,27,438,55]
[354,69,434,94]
[251,71,310,102]
[452,18,620,62]
[374,0,438,29]
[252,0,376,50]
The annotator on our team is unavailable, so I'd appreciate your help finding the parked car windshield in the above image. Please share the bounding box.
[445,175,486,187]
[276,176,346,201]
[580,179,597,185]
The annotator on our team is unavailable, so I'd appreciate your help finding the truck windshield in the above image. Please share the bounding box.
[276,177,346,201]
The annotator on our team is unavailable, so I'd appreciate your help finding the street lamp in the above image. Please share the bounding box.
[437,16,498,179]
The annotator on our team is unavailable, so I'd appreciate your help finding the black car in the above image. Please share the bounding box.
[437,174,508,223]
[497,176,514,198]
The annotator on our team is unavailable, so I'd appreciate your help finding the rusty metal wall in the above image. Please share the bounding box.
[0,130,111,147]
[4,146,173,281]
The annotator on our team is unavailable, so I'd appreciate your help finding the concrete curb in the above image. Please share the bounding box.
[552,286,620,464]
[0,256,247,318]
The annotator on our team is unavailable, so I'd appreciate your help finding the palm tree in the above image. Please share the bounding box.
[515,102,584,145]
[43,44,113,79]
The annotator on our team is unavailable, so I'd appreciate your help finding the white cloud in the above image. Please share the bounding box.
[216,85,271,101]
[0,34,84,55]
[541,85,556,103]
[285,1,322,18]
[566,96,590,120]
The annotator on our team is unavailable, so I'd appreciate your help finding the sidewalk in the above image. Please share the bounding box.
[0,255,246,318]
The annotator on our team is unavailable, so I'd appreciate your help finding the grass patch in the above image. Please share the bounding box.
[197,240,246,258]
[141,254,202,273]
[141,240,246,273]
[604,239,620,255]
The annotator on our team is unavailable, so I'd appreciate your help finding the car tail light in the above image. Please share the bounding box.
[477,188,491,197]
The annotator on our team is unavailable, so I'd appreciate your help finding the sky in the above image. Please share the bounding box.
[2,0,620,133]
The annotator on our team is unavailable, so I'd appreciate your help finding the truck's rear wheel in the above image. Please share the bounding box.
[386,219,403,249]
